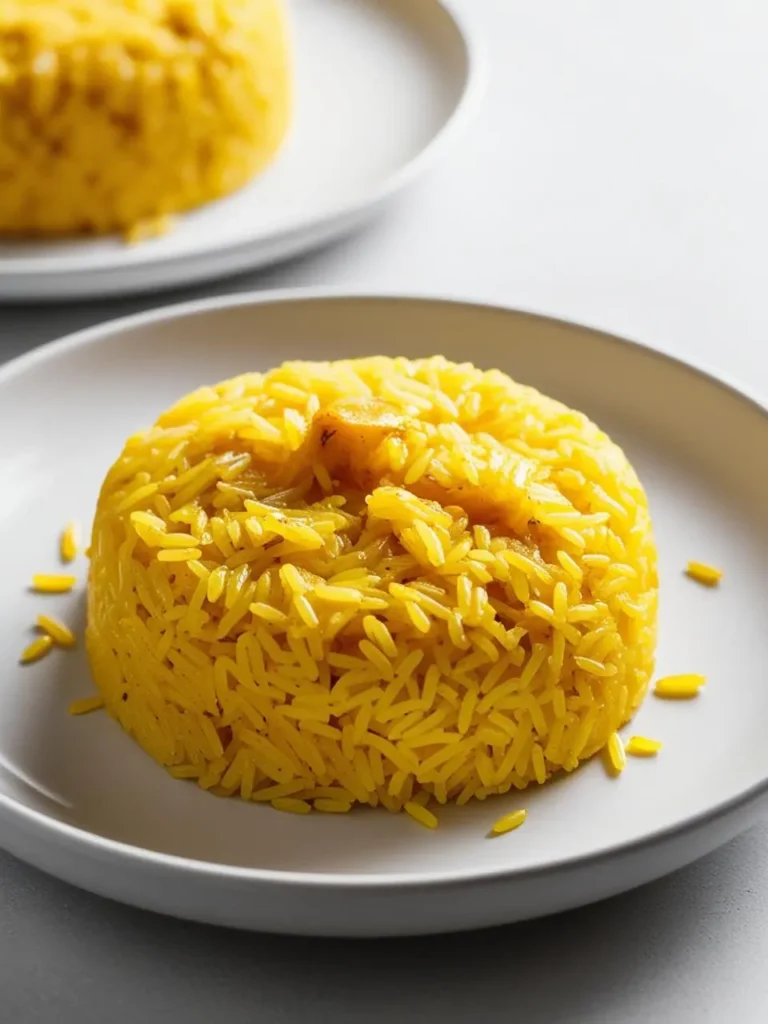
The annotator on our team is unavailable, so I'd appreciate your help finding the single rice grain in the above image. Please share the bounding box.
[686,561,723,587]
[626,736,662,757]
[68,696,105,716]
[37,614,76,648]
[491,809,527,835]
[654,674,705,699]
[404,801,439,830]
[604,731,626,776]
[271,798,312,815]
[21,635,54,664]
[60,522,79,563]
[32,574,76,594]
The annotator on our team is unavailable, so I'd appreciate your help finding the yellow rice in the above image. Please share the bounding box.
[686,561,723,587]
[654,674,704,699]
[21,635,54,664]
[271,797,311,815]
[404,801,439,830]
[68,696,105,716]
[86,356,658,814]
[60,521,79,563]
[0,0,291,236]
[491,808,527,835]
[123,214,174,246]
[625,735,662,757]
[37,613,77,648]
[32,573,77,594]
[604,731,626,776]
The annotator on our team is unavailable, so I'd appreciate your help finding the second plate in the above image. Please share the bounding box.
[0,0,481,301]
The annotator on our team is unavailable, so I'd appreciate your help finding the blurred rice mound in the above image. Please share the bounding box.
[0,0,291,236]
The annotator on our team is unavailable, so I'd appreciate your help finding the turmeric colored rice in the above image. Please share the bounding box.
[86,357,658,812]
[0,0,291,236]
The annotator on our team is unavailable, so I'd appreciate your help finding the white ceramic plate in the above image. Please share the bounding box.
[1,292,767,937]
[0,1,481,302]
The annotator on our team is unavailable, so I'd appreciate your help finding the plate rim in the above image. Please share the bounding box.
[2,287,767,891]
[0,0,486,279]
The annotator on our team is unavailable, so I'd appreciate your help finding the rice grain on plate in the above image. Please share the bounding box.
[685,561,723,587]
[0,0,291,236]
[86,357,658,813]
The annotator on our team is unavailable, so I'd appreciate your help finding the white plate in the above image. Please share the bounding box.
[1,292,767,937]
[0,1,481,302]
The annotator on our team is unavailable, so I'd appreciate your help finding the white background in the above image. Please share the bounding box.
[2,1,768,1020]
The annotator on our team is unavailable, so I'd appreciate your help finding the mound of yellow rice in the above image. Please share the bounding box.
[0,0,291,236]
[86,357,658,813]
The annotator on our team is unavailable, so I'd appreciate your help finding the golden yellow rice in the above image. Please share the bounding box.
[37,613,77,648]
[0,0,291,236]
[21,635,54,664]
[491,808,527,835]
[86,356,658,815]
[314,798,353,814]
[271,797,311,815]
[654,674,704,699]
[625,735,662,757]
[60,521,79,563]
[68,696,105,716]
[32,573,77,594]
[404,801,439,830]
[686,561,723,587]
[604,730,626,776]
[123,215,174,246]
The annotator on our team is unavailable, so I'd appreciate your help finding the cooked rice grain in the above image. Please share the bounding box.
[68,696,105,716]
[37,614,76,648]
[60,521,79,563]
[625,735,662,757]
[86,356,658,814]
[686,561,723,587]
[32,574,76,594]
[21,635,54,664]
[404,801,439,830]
[491,808,527,835]
[654,674,704,699]
[604,731,626,776]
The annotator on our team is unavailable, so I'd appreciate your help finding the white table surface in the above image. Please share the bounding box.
[2,1,767,1019]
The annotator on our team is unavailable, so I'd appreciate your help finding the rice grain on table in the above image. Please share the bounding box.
[86,356,658,815]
